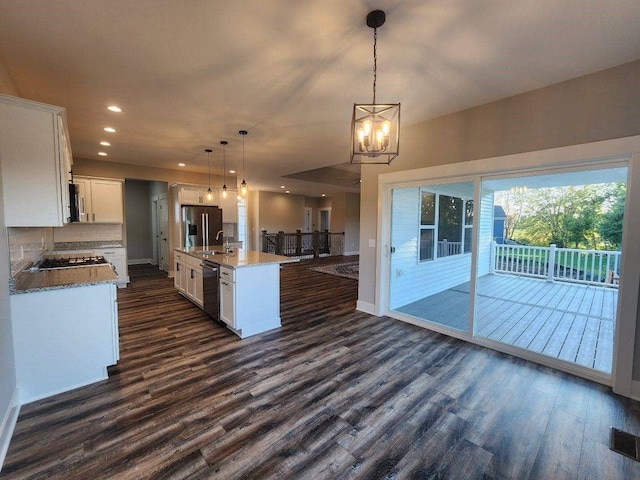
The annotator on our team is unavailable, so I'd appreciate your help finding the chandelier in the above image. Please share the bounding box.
[350,10,400,165]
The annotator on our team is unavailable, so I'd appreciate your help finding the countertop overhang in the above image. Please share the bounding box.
[11,264,118,294]
[176,247,299,268]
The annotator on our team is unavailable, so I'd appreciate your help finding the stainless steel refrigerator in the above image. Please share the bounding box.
[182,205,223,248]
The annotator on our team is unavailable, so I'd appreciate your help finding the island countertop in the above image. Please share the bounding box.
[176,247,298,268]
[11,264,118,294]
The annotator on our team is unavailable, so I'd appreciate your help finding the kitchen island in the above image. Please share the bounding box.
[10,264,119,404]
[174,247,298,339]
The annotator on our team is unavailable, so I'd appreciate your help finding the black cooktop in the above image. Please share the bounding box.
[39,256,108,269]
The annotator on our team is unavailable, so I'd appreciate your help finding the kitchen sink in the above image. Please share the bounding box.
[200,250,235,256]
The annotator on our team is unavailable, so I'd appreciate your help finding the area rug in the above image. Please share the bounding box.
[308,261,359,280]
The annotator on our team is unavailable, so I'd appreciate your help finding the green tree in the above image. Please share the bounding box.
[598,183,626,248]
[512,185,607,248]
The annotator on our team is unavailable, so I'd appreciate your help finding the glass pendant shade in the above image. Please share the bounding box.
[351,103,400,164]
[240,179,247,196]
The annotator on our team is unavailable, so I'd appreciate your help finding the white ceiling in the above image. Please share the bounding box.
[1,1,640,196]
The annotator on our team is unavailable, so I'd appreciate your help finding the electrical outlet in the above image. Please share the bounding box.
[368,239,376,248]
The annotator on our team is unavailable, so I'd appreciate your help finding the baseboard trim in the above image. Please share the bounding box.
[127,258,155,265]
[0,388,20,472]
[356,300,377,316]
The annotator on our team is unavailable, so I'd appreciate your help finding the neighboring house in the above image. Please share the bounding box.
[493,205,506,244]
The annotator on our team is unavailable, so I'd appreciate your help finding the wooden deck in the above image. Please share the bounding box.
[395,274,618,373]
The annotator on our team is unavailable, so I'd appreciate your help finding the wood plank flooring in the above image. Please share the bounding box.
[2,259,640,479]
[396,274,617,372]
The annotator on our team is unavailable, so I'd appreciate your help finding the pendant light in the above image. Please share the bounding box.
[239,130,248,197]
[220,140,228,199]
[350,10,400,165]
[205,148,213,200]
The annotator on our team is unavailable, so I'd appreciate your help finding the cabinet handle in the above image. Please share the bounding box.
[221,281,229,286]
[93,213,95,221]
[191,269,194,279]
[177,264,180,271]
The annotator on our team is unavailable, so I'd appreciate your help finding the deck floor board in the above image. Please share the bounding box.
[395,274,618,373]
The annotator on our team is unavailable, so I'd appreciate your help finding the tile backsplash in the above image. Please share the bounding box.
[8,227,48,276]
[53,223,123,243]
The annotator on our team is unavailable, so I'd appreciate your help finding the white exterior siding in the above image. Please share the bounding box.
[477,189,495,278]
[389,184,474,310]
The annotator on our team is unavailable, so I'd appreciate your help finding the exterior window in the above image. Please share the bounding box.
[419,190,472,261]
[464,199,473,253]
[438,195,463,257]
[419,192,435,261]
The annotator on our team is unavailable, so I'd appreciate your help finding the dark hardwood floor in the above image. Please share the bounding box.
[3,257,640,479]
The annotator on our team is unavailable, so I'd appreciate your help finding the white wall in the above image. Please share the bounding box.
[359,60,640,395]
[0,162,18,468]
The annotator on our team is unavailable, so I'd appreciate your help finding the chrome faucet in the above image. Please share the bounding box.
[215,229,231,252]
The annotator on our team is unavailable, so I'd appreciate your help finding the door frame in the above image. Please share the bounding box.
[375,135,640,397]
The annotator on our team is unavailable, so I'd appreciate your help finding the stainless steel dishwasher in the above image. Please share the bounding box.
[201,260,220,320]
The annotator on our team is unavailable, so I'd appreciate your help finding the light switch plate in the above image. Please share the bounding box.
[368,239,376,248]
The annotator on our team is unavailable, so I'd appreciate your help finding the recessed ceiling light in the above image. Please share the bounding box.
[104,127,116,133]
[286,190,290,194]
[322,194,326,197]
[229,170,236,174]
[178,163,186,167]
[280,185,285,189]
[100,141,111,146]
[107,106,122,113]
[98,151,107,156]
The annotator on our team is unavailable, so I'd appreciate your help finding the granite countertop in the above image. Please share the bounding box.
[53,241,124,251]
[11,264,118,294]
[175,247,299,268]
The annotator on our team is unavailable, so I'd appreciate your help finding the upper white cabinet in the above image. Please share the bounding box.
[0,94,73,227]
[74,176,124,223]
[219,191,238,223]
[176,184,238,222]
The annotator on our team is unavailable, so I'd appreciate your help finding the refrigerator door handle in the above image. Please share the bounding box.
[205,213,209,246]
[201,213,206,246]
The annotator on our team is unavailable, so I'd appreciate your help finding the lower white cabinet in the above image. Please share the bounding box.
[11,282,119,404]
[94,247,128,288]
[221,263,281,338]
[220,268,235,328]
[52,247,128,287]
[174,250,204,308]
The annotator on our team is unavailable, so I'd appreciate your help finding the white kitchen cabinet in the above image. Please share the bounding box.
[176,184,237,220]
[51,247,128,287]
[178,185,219,206]
[94,247,128,287]
[174,252,184,290]
[11,282,119,404]
[173,249,204,308]
[0,94,73,227]
[219,266,236,328]
[220,191,238,222]
[74,176,124,223]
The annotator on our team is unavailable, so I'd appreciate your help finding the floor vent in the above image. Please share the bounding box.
[610,427,640,461]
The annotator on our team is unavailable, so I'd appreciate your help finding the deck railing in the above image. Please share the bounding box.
[491,242,621,288]
[261,230,345,259]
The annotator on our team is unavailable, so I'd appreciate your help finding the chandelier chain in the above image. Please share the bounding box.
[372,27,377,105]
